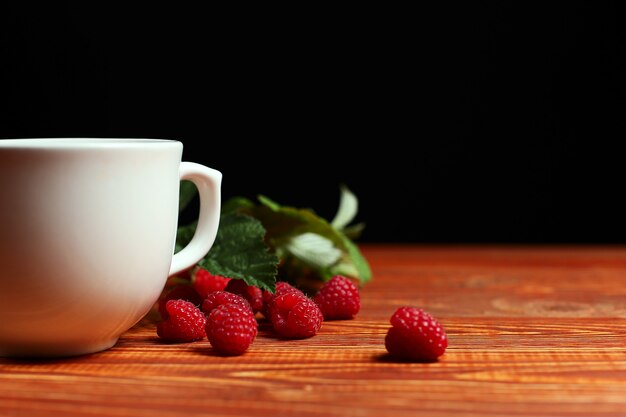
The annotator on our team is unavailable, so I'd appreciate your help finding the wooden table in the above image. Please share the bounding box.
[2,245,626,416]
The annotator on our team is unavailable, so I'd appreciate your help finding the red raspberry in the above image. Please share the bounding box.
[206,303,258,356]
[157,299,207,342]
[269,292,323,339]
[384,307,448,362]
[202,290,253,315]
[224,279,263,314]
[192,268,231,299]
[313,275,360,320]
[158,284,203,319]
[261,281,304,319]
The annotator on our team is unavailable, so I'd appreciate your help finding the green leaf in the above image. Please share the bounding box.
[178,180,197,214]
[198,213,278,292]
[222,196,255,215]
[283,232,342,270]
[175,221,197,253]
[342,222,366,240]
[247,195,371,284]
[331,184,359,230]
[249,203,346,250]
[333,235,372,283]
[258,194,282,211]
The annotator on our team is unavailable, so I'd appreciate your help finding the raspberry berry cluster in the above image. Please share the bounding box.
[156,268,448,361]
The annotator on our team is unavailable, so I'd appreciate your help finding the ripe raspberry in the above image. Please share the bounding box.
[384,307,448,362]
[158,284,203,319]
[192,268,231,298]
[261,281,304,319]
[313,275,360,320]
[157,299,207,342]
[224,279,263,314]
[206,303,258,356]
[269,292,323,339]
[202,290,253,315]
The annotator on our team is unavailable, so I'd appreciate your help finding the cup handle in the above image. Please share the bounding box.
[169,162,222,277]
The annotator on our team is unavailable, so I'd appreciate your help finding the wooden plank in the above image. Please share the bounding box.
[2,245,626,417]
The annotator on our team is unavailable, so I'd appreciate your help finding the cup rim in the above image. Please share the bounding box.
[0,138,180,148]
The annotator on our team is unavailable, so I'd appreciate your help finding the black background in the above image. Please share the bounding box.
[2,2,625,243]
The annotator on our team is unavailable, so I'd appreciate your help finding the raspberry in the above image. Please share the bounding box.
[313,275,360,320]
[269,292,323,339]
[192,268,231,298]
[224,279,264,314]
[202,290,253,315]
[261,281,304,319]
[384,307,448,362]
[158,284,203,319]
[206,303,258,356]
[157,299,207,342]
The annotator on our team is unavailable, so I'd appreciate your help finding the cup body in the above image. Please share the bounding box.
[0,138,215,357]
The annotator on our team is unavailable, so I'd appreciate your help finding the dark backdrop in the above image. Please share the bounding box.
[2,3,625,243]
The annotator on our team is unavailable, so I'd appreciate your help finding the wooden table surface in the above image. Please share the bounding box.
[2,244,626,417]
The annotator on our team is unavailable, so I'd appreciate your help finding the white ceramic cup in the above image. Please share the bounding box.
[0,138,222,357]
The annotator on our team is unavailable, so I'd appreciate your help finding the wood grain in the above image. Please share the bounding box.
[2,244,626,417]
